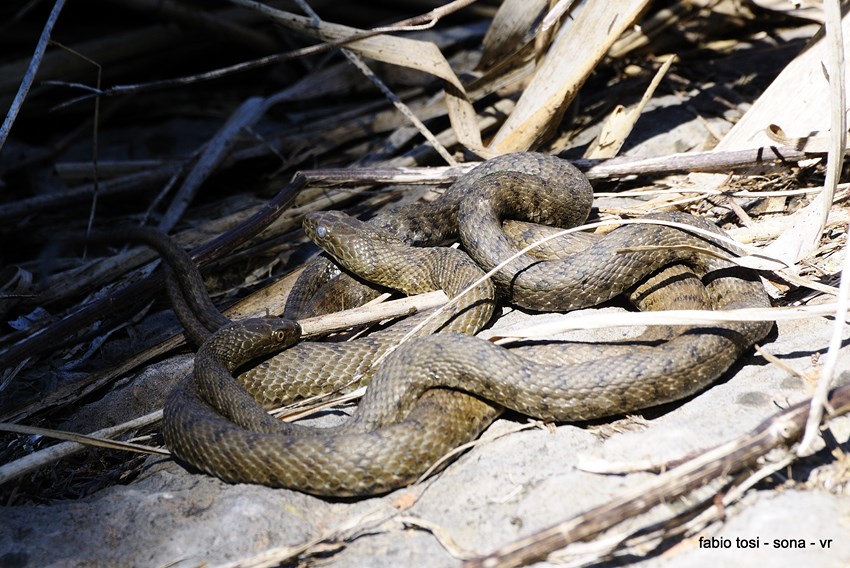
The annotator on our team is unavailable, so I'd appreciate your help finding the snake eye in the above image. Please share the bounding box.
[316,225,328,239]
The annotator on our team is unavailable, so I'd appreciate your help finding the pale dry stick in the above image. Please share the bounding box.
[0,0,67,152]
[754,344,810,381]
[0,146,821,223]
[273,386,366,423]
[297,289,448,337]
[576,146,817,179]
[271,290,449,420]
[270,291,452,421]
[295,146,828,188]
[799,222,850,455]
[0,421,167,455]
[486,302,845,342]
[798,0,849,457]
[595,186,830,199]
[0,410,165,485]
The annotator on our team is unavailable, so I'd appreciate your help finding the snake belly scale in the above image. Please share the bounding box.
[161,153,772,496]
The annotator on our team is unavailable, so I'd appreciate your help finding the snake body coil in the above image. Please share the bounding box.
[162,153,772,496]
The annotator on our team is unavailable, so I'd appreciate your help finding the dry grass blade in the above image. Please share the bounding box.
[397,516,480,560]
[818,0,847,236]
[478,0,547,70]
[0,421,167,456]
[765,123,838,152]
[228,0,485,154]
[491,0,651,151]
[297,290,448,337]
[798,214,850,454]
[584,54,675,159]
[797,0,849,456]
[340,50,455,165]
[356,215,788,370]
[614,243,787,271]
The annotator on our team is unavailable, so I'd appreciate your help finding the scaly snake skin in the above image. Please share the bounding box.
[161,153,772,496]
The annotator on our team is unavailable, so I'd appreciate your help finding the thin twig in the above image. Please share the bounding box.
[0,410,165,485]
[341,52,456,165]
[0,146,828,224]
[0,0,67,153]
[48,42,104,237]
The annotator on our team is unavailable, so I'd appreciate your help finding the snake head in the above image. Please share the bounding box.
[303,210,401,267]
[303,211,358,248]
[204,318,302,367]
[261,317,302,345]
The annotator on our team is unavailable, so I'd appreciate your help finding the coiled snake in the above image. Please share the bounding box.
[156,153,771,496]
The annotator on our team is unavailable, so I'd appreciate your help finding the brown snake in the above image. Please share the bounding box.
[159,153,772,496]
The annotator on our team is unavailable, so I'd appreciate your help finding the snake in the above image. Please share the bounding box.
[158,153,772,496]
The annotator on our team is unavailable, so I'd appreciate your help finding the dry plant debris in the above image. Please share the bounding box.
[0,1,848,567]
